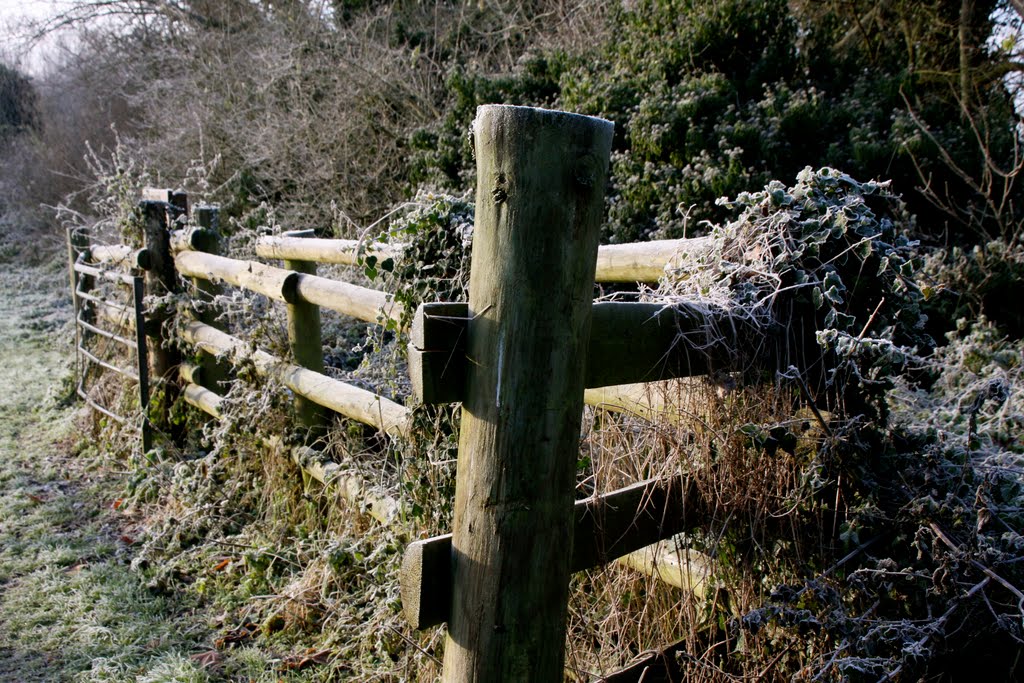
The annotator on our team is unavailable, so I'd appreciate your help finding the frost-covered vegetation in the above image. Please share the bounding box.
[3,0,1024,680]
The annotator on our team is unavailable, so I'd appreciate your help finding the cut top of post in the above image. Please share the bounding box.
[473,104,614,137]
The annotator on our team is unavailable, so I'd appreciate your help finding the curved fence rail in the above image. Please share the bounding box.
[67,229,151,451]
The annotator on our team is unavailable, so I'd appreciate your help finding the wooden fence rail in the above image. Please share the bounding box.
[70,106,756,683]
[179,320,411,436]
[400,474,705,630]
[407,300,757,404]
[254,234,712,284]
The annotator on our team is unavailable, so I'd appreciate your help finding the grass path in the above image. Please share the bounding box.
[0,250,211,682]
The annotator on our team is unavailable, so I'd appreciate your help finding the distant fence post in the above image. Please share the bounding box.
[140,197,182,441]
[282,230,328,437]
[192,205,229,393]
[66,226,92,322]
[441,105,613,681]
[141,199,178,380]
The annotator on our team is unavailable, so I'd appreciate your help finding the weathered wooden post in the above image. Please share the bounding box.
[442,105,613,681]
[141,199,179,381]
[191,205,229,392]
[282,231,328,436]
[66,227,92,321]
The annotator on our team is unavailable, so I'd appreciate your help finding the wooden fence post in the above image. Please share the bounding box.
[442,105,613,682]
[192,205,229,392]
[140,199,181,439]
[66,226,92,320]
[282,232,328,437]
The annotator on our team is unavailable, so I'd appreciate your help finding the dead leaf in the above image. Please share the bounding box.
[279,648,333,671]
[215,622,259,648]
[190,650,222,669]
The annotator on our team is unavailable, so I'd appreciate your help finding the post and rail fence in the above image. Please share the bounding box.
[68,105,760,682]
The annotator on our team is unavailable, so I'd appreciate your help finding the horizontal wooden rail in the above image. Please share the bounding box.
[292,446,401,525]
[76,315,136,348]
[170,227,218,254]
[182,382,223,419]
[616,534,712,596]
[176,251,300,304]
[255,235,713,283]
[595,237,712,282]
[292,273,402,326]
[179,363,204,386]
[178,370,402,527]
[95,301,137,332]
[78,344,140,382]
[409,301,754,403]
[180,320,411,436]
[88,245,151,270]
[399,475,702,630]
[177,250,401,326]
[73,261,137,286]
[78,291,140,333]
[256,236,403,266]
[584,382,674,421]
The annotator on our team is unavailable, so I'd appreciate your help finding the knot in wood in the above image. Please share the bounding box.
[573,154,601,190]
[491,173,508,204]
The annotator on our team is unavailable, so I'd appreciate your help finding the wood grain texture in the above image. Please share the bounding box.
[442,105,613,683]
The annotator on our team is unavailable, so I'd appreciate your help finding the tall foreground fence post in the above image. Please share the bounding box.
[442,105,613,681]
